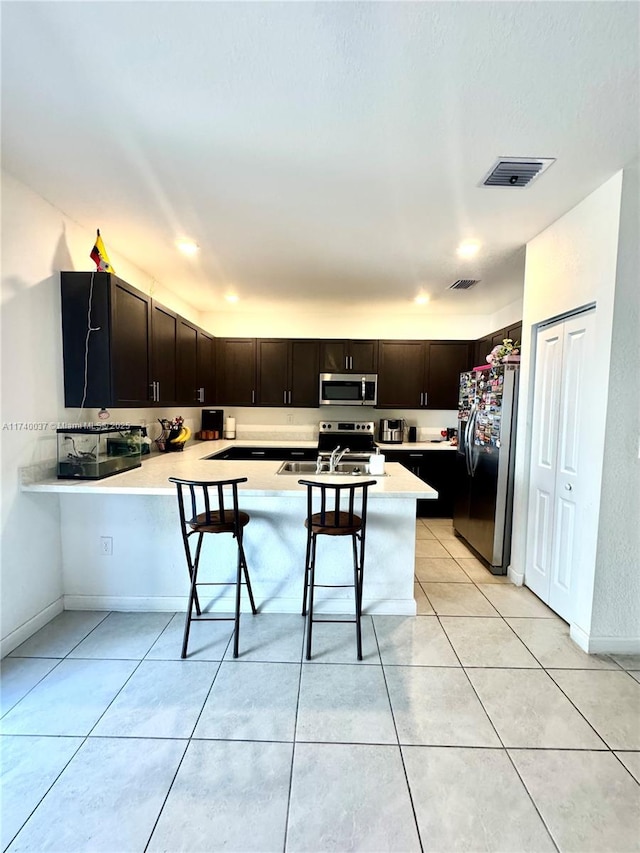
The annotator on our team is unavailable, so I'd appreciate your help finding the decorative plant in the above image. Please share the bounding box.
[486,338,520,366]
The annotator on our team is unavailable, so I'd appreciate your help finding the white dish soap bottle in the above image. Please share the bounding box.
[369,447,386,475]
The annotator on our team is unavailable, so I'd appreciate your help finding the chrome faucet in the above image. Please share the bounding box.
[329,446,350,473]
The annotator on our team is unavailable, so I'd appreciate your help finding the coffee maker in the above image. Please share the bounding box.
[378,418,404,444]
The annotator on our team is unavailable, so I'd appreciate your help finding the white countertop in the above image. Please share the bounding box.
[22,440,438,499]
[376,441,457,451]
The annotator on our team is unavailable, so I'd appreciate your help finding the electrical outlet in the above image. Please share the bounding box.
[100,536,113,556]
[286,414,294,424]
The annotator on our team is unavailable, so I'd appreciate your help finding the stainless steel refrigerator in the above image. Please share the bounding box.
[453,364,519,574]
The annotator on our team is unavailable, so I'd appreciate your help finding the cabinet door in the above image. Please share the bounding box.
[177,319,198,404]
[425,342,472,409]
[257,339,290,406]
[506,322,522,348]
[111,280,152,406]
[197,330,216,405]
[150,302,177,404]
[474,336,492,368]
[320,340,348,372]
[291,340,320,406]
[216,338,256,405]
[419,451,455,517]
[377,341,426,408]
[350,340,378,372]
[491,328,507,349]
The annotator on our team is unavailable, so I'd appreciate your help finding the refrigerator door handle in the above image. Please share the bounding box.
[465,406,476,476]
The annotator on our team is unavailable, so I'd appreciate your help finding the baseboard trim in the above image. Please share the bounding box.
[63,595,416,616]
[1,597,64,658]
[570,623,640,654]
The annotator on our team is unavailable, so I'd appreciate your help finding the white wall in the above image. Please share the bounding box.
[591,161,640,644]
[0,171,205,654]
[510,170,630,649]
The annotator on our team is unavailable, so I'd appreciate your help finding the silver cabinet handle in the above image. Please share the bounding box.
[423,392,428,407]
[150,383,155,402]
[419,392,424,406]
[199,387,205,403]
[251,389,255,404]
[288,390,292,405]
[284,390,287,404]
[250,451,266,455]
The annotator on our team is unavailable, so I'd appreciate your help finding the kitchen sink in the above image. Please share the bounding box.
[277,461,385,476]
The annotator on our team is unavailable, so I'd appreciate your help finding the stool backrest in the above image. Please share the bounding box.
[298,479,377,533]
[169,477,247,534]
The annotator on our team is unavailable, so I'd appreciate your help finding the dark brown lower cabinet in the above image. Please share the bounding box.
[385,449,455,517]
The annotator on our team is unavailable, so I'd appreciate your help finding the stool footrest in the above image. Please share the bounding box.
[309,618,357,625]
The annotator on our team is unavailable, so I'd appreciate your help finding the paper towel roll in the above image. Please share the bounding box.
[224,417,236,438]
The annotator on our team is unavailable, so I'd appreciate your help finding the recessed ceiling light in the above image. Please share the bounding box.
[414,294,430,305]
[457,241,480,259]
[225,293,239,303]
[176,240,199,256]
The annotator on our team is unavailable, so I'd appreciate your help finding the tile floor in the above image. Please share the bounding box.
[2,518,639,852]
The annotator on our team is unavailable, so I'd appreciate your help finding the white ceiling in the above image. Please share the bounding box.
[2,1,638,316]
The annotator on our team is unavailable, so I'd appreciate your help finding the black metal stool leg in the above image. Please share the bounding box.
[305,534,317,660]
[352,534,363,661]
[302,529,312,616]
[182,532,204,658]
[238,535,257,615]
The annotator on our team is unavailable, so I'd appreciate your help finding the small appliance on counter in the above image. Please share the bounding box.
[201,409,224,440]
[407,426,417,443]
[224,416,236,440]
[378,418,405,444]
[57,425,142,480]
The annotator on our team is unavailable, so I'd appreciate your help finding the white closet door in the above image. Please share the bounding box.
[526,325,564,604]
[525,311,595,621]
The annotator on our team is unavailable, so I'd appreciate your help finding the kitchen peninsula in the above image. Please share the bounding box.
[23,440,437,616]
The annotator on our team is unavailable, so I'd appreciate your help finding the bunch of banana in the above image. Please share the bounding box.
[169,425,191,445]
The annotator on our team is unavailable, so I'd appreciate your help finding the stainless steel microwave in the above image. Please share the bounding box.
[319,373,378,406]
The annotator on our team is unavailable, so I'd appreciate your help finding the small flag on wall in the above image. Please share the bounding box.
[90,229,115,273]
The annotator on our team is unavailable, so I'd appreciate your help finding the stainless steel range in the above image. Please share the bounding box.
[317,420,376,458]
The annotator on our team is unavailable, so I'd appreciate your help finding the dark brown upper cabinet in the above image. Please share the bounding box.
[320,340,378,373]
[256,339,320,407]
[61,271,153,408]
[216,338,256,405]
[377,341,426,408]
[177,318,199,405]
[377,340,472,409]
[425,341,472,409]
[150,301,177,404]
[196,329,216,405]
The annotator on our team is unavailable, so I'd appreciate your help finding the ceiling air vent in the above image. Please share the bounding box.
[448,279,480,290]
[480,157,555,188]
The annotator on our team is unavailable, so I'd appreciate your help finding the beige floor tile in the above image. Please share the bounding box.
[455,557,511,584]
[615,751,640,783]
[385,667,500,747]
[549,669,640,749]
[421,583,499,617]
[414,525,436,540]
[476,584,558,618]
[510,750,640,853]
[629,671,640,684]
[403,746,555,852]
[373,616,459,666]
[429,528,458,541]
[424,518,454,527]
[440,617,540,668]
[415,558,470,583]
[415,540,450,559]
[610,653,640,670]
[441,539,476,559]
[506,618,620,669]
[413,584,435,615]
[467,669,607,749]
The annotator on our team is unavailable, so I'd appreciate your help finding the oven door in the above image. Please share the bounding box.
[319,374,377,406]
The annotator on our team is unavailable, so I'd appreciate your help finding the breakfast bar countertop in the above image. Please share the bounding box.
[21,439,438,500]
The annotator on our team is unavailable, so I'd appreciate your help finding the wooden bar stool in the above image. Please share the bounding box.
[298,478,377,661]
[169,476,257,658]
